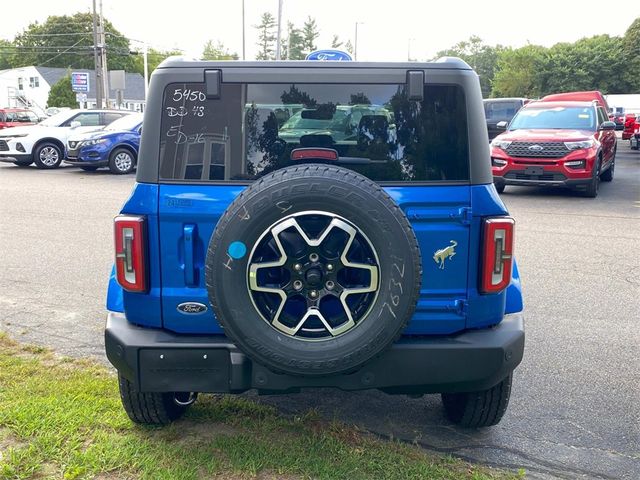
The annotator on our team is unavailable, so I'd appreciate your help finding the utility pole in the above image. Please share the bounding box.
[275,0,283,60]
[241,0,246,60]
[354,22,364,61]
[92,0,103,108]
[98,0,109,108]
[143,42,148,100]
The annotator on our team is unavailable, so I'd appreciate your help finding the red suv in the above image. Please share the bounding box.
[491,100,617,197]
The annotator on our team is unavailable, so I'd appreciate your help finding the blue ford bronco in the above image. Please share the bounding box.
[105,58,525,427]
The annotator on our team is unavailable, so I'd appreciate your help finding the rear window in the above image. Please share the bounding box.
[159,82,469,183]
[484,101,521,122]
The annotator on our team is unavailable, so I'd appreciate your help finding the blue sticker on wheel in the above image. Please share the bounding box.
[228,241,247,259]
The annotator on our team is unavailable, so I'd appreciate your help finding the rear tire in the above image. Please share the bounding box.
[13,159,33,167]
[118,374,194,425]
[495,183,505,194]
[441,374,512,428]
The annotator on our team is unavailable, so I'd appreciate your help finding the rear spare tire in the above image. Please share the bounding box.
[206,165,422,376]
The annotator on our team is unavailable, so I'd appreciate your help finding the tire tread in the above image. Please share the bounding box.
[206,164,422,376]
[118,374,186,425]
[441,374,512,428]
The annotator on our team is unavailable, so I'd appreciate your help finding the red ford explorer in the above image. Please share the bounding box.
[491,100,617,198]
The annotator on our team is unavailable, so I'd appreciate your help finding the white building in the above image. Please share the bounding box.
[0,66,146,115]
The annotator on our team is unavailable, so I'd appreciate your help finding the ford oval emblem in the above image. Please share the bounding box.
[305,49,353,61]
[177,302,208,314]
[528,144,544,151]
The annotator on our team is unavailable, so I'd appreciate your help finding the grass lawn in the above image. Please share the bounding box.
[0,332,522,480]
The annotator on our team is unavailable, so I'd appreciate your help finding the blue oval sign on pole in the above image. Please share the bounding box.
[305,50,353,61]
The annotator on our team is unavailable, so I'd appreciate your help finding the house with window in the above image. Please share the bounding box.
[0,66,145,115]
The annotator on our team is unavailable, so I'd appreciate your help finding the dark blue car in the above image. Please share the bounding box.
[65,113,143,174]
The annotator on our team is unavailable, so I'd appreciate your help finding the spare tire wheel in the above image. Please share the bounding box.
[205,165,422,376]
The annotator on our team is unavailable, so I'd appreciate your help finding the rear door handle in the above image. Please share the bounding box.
[183,224,196,286]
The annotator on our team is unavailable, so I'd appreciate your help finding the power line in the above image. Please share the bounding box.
[39,38,88,66]
[14,32,94,37]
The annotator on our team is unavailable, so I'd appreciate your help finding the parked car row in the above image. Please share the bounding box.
[489,91,617,198]
[0,109,141,174]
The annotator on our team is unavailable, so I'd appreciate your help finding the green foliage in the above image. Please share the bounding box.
[46,74,78,108]
[541,35,635,94]
[0,39,13,69]
[10,12,133,70]
[255,12,277,60]
[286,22,306,60]
[491,45,547,98]
[434,36,505,97]
[130,47,183,76]
[201,40,238,60]
[623,17,640,57]
[344,40,354,55]
[623,18,640,92]
[331,35,343,49]
[301,16,320,55]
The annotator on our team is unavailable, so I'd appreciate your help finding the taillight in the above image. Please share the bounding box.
[480,217,515,294]
[114,215,148,293]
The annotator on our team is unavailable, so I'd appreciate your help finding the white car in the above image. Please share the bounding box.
[0,109,132,169]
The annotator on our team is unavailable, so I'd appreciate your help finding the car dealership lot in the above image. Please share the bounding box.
[0,145,638,479]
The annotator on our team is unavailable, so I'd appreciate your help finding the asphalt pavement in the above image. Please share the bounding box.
[0,143,638,479]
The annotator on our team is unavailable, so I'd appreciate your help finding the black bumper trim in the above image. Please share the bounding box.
[105,311,525,394]
[494,175,592,188]
[64,159,109,167]
[0,154,32,162]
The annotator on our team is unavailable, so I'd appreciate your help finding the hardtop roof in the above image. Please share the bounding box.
[156,57,472,71]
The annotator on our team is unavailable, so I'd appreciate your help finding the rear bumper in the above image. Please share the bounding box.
[105,311,525,395]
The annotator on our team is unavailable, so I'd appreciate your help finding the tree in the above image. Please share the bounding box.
[538,35,633,95]
[491,45,547,98]
[255,12,277,60]
[623,17,640,58]
[201,40,238,60]
[330,35,343,49]
[344,40,354,55]
[301,16,320,55]
[434,36,505,97]
[11,13,133,70]
[623,17,640,91]
[47,74,77,108]
[287,22,305,60]
[0,39,13,69]
[129,47,183,76]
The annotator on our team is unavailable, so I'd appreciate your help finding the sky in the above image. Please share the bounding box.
[2,0,639,62]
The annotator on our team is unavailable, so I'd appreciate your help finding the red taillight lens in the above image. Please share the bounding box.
[291,148,339,161]
[114,215,148,293]
[480,217,515,294]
